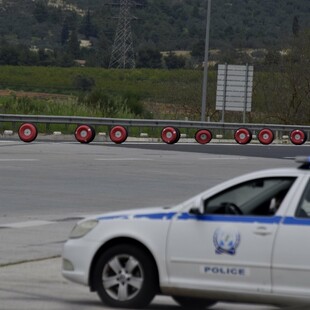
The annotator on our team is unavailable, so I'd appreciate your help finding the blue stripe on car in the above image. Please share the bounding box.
[97,212,310,225]
[177,213,283,224]
[97,212,176,221]
[97,215,129,220]
[282,217,310,226]
[134,212,176,220]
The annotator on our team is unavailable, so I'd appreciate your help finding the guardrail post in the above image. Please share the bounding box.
[12,122,17,132]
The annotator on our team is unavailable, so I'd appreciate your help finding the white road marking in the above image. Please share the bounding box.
[95,158,153,161]
[0,158,39,162]
[0,220,53,229]
[0,215,90,229]
[95,157,248,162]
[199,157,247,160]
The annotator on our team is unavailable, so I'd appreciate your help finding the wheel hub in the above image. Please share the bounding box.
[117,270,130,284]
[102,254,144,301]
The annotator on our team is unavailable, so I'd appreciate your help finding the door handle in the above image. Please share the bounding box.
[254,226,273,236]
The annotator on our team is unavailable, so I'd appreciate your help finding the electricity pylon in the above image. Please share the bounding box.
[109,0,136,69]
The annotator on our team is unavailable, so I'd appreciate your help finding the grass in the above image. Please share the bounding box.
[0,66,205,101]
[0,66,211,122]
[0,65,308,130]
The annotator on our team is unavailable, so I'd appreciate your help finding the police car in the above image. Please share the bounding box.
[62,157,310,309]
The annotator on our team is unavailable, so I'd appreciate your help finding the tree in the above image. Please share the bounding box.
[0,45,20,65]
[191,40,205,62]
[38,48,55,66]
[136,47,162,68]
[85,34,110,67]
[33,0,49,23]
[18,45,39,65]
[67,29,80,58]
[61,19,70,46]
[80,9,97,39]
[56,52,75,67]
[164,51,186,69]
[257,30,310,125]
[292,16,300,37]
[264,49,281,66]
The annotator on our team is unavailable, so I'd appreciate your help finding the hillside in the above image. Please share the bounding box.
[0,0,309,64]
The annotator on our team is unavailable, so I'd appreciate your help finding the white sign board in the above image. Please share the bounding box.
[216,64,254,114]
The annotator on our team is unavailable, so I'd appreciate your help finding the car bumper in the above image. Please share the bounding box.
[61,238,100,286]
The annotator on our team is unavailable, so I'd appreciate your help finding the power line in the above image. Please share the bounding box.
[109,0,136,69]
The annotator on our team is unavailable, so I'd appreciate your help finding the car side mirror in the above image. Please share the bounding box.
[189,207,202,215]
[189,199,205,215]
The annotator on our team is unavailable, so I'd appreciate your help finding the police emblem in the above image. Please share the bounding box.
[213,227,240,255]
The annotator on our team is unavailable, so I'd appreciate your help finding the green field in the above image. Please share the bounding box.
[0,66,205,104]
[0,66,212,121]
[0,65,308,126]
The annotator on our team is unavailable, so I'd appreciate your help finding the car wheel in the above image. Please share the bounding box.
[172,296,216,309]
[234,128,252,144]
[93,244,157,308]
[109,126,128,144]
[195,129,212,144]
[161,127,179,144]
[257,128,274,145]
[18,123,38,143]
[290,129,307,145]
[74,124,94,144]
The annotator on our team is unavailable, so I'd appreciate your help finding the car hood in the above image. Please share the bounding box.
[94,205,179,222]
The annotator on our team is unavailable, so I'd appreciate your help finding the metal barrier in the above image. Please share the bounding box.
[0,114,309,145]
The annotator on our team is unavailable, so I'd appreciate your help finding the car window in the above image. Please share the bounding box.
[204,177,296,216]
[295,179,310,218]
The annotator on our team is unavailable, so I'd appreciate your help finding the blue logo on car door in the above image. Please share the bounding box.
[213,227,241,255]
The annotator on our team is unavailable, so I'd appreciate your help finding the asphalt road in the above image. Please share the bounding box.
[108,142,310,159]
[0,140,307,310]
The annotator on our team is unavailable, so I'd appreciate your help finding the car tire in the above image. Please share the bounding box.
[290,129,307,145]
[89,125,96,143]
[195,129,212,144]
[257,128,274,145]
[172,296,216,309]
[161,127,179,144]
[18,123,38,143]
[174,127,181,144]
[109,126,128,144]
[234,128,252,144]
[93,244,157,309]
[74,124,94,144]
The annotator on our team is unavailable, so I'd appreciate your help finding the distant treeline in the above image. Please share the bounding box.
[0,31,309,126]
[0,0,309,62]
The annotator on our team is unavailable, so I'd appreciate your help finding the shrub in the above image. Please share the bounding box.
[79,89,149,118]
[72,75,96,92]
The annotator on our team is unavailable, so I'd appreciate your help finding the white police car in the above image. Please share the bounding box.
[62,157,310,309]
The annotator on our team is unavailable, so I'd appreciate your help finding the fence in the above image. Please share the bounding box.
[0,114,309,145]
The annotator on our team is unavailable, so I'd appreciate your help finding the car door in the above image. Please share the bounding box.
[166,176,297,295]
[272,175,310,296]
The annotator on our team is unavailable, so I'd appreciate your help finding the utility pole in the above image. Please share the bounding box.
[109,0,136,69]
[201,0,212,122]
